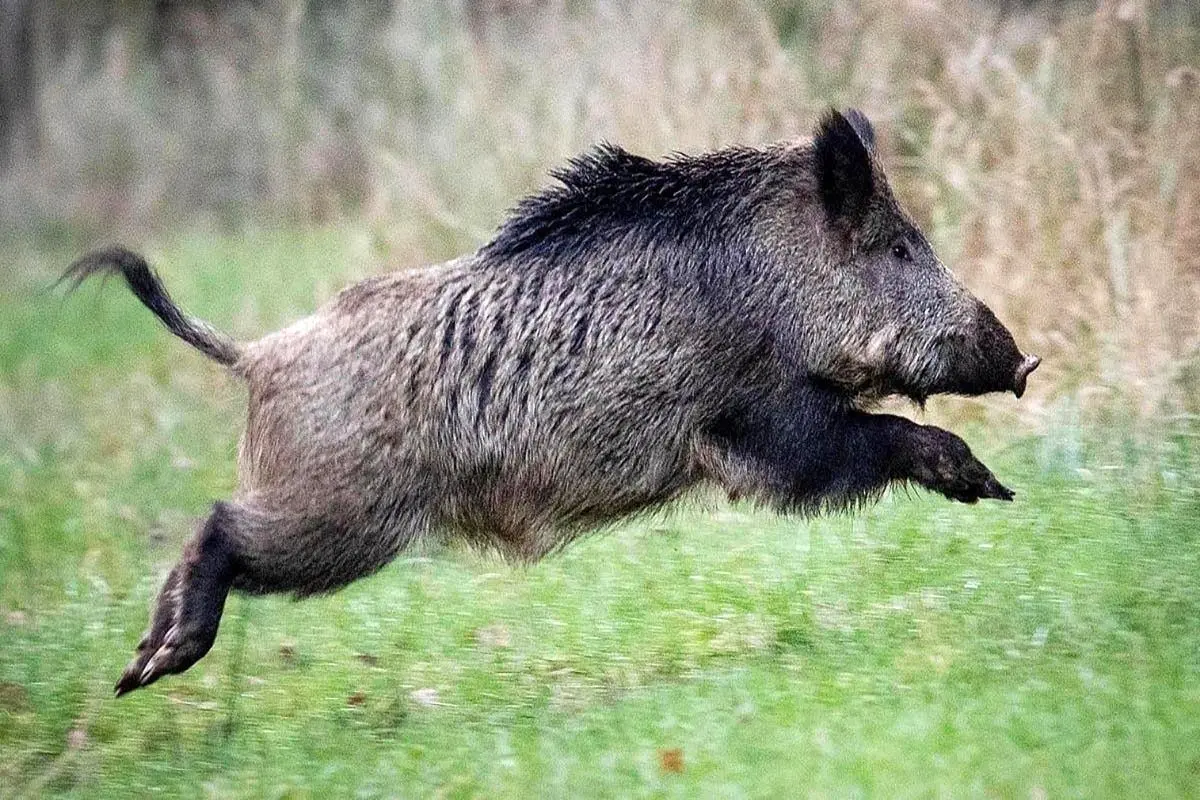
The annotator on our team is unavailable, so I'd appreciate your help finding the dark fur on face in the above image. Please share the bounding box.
[63,109,1038,696]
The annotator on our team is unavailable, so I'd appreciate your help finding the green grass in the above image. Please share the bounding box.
[2,231,1199,798]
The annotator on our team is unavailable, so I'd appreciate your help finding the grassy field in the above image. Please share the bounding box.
[2,231,1199,798]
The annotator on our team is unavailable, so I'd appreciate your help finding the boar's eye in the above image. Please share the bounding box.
[891,242,912,262]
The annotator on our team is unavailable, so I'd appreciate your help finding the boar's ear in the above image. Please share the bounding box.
[843,109,876,152]
[814,108,875,228]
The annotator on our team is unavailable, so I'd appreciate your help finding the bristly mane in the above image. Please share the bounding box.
[480,143,774,263]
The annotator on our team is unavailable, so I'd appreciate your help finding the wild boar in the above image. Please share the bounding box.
[63,109,1039,696]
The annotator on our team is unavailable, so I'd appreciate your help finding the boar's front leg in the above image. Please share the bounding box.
[806,413,1015,506]
[700,385,1012,510]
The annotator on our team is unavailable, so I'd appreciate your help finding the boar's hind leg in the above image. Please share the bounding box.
[116,498,427,696]
[115,502,237,697]
[224,498,429,597]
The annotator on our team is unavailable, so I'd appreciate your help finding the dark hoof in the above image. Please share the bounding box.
[114,620,219,697]
[978,475,1015,502]
[911,427,1015,505]
[115,505,234,697]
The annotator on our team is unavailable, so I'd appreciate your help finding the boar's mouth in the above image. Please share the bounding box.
[922,351,1041,399]
[920,309,1041,399]
[819,322,1040,404]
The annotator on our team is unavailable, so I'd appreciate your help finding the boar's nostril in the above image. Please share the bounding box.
[1012,354,1041,398]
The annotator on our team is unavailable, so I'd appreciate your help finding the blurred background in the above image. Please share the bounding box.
[3,0,1199,423]
[2,1,1199,796]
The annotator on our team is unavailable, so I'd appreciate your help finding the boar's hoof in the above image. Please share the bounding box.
[1012,354,1041,398]
[910,427,1015,505]
[973,474,1016,503]
[115,607,224,697]
[115,504,234,697]
[938,467,1015,505]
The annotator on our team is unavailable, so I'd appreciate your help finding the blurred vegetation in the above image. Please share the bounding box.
[1,0,1198,426]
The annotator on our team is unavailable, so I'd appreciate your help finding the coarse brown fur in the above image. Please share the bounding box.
[63,109,1039,696]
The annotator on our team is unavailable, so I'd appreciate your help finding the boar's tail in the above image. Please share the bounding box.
[60,246,242,368]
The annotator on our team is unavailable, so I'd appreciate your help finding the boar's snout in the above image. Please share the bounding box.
[931,302,1038,399]
[1012,353,1040,399]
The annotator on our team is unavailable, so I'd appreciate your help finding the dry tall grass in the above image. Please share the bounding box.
[4,0,1198,424]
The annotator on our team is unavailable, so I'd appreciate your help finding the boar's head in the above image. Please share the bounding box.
[773,109,1039,403]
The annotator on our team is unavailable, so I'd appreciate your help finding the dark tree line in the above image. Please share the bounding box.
[0,0,545,173]
[0,0,36,168]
